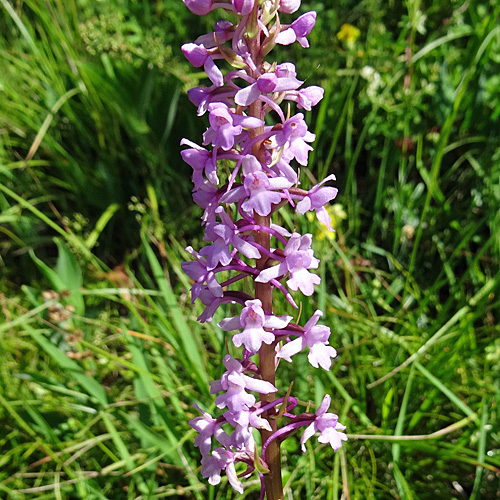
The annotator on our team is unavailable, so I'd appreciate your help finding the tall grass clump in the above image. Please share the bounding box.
[0,0,203,281]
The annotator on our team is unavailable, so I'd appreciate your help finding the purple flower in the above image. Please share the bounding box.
[180,0,345,492]
[220,156,294,213]
[255,233,320,296]
[199,223,233,270]
[195,20,234,48]
[214,19,234,42]
[181,246,223,301]
[189,404,231,456]
[276,11,317,48]
[296,174,339,231]
[181,43,209,67]
[196,285,223,322]
[201,447,244,493]
[235,71,302,106]
[257,73,279,93]
[187,85,215,115]
[300,395,347,452]
[230,421,254,450]
[210,355,277,415]
[192,179,219,224]
[277,310,337,369]
[225,407,272,449]
[199,208,262,270]
[274,113,316,166]
[203,103,242,150]
[275,62,297,79]
[266,150,298,183]
[180,139,218,188]
[188,84,236,116]
[204,57,224,87]
[216,206,261,259]
[181,43,224,87]
[293,86,325,111]
[218,299,292,353]
[203,103,264,150]
[241,171,293,216]
[241,154,263,175]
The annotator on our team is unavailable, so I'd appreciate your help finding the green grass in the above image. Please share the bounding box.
[1,0,499,498]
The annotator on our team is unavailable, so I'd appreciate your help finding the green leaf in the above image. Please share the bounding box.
[55,238,83,290]
[29,238,85,315]
[392,462,415,500]
[25,324,108,406]
[29,248,66,291]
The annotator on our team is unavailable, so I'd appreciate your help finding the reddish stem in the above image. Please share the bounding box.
[247,5,284,496]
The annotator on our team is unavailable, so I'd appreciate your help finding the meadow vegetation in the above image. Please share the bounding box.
[0,0,499,498]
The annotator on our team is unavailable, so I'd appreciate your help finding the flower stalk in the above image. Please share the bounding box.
[256,213,283,498]
[180,0,347,497]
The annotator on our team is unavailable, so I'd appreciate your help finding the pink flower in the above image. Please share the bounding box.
[300,395,347,452]
[277,310,337,369]
[203,103,264,150]
[181,43,209,67]
[296,174,339,231]
[276,11,317,48]
[189,404,231,456]
[181,246,223,301]
[196,285,222,322]
[242,171,293,216]
[225,407,272,448]
[192,179,219,224]
[235,71,302,106]
[210,355,277,414]
[233,0,254,15]
[294,86,325,111]
[180,139,218,188]
[180,0,345,493]
[274,113,316,166]
[195,20,234,48]
[218,299,292,353]
[201,448,244,493]
[256,233,320,296]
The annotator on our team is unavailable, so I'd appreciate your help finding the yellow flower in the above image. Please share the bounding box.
[307,204,347,241]
[337,24,361,45]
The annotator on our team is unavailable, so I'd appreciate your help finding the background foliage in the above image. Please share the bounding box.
[0,0,499,498]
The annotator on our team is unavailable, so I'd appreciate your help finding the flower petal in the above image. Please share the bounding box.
[300,422,316,452]
[276,27,297,45]
[276,337,304,362]
[235,83,261,106]
[218,316,243,331]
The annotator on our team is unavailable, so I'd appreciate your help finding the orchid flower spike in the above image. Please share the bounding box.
[180,1,346,496]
